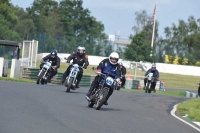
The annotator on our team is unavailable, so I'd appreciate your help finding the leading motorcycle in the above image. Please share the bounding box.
[87,67,117,110]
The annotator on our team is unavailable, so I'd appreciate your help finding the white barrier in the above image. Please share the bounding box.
[0,57,4,77]
[37,53,126,66]
[10,59,22,78]
[37,53,200,76]
[185,91,199,98]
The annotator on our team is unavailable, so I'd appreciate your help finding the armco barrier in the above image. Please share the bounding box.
[22,68,91,86]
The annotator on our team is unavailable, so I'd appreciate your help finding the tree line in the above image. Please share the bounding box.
[124,10,200,66]
[0,0,111,57]
[0,0,200,66]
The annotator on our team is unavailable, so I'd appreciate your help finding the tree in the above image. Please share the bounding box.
[13,6,36,40]
[58,0,107,54]
[124,31,152,62]
[0,0,20,41]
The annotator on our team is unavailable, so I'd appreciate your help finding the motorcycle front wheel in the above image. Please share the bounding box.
[36,70,45,84]
[145,82,150,93]
[95,87,109,110]
[66,77,73,93]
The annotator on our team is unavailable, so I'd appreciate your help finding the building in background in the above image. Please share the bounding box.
[108,34,131,52]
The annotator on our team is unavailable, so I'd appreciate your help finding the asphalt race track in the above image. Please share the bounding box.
[0,81,199,133]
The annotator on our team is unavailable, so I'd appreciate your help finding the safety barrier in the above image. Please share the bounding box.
[183,91,199,98]
[22,68,162,89]
[22,68,91,86]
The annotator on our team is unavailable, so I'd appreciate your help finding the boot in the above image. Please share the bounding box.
[76,84,80,88]
[61,78,65,84]
[76,80,80,88]
[86,86,94,97]
[104,100,108,105]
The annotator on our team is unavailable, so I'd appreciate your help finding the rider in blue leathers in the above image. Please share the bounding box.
[86,52,121,105]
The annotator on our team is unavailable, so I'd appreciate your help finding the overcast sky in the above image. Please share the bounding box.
[11,0,200,38]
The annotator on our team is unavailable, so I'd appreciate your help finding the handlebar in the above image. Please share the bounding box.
[92,67,121,83]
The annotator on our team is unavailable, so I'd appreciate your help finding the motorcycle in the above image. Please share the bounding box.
[64,57,83,93]
[144,73,156,93]
[87,67,117,110]
[36,61,53,85]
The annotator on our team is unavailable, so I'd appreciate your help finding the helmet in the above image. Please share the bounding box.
[119,62,123,66]
[77,46,85,55]
[151,63,156,71]
[109,52,119,65]
[50,49,57,58]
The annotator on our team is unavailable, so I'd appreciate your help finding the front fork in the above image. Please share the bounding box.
[65,71,78,86]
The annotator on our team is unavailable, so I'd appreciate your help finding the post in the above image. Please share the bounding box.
[134,62,137,79]
[10,59,21,78]
[0,57,4,77]
[150,4,157,57]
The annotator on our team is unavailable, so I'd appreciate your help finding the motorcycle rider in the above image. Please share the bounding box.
[144,63,159,92]
[119,62,126,88]
[61,46,89,88]
[39,49,60,82]
[86,52,121,105]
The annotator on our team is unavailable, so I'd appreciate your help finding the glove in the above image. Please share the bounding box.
[66,60,70,63]
[83,66,87,69]
[116,78,122,84]
[96,69,101,74]
[52,66,57,69]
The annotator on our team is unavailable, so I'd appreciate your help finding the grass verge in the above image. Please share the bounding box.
[177,99,200,122]
[0,77,35,83]
[120,88,185,97]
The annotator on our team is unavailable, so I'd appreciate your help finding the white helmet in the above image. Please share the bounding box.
[109,52,119,65]
[77,46,85,55]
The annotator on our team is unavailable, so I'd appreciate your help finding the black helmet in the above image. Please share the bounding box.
[118,62,123,66]
[151,63,156,71]
[77,46,85,55]
[50,49,57,58]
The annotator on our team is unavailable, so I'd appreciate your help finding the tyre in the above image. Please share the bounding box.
[145,82,150,93]
[96,87,109,110]
[66,77,73,93]
[36,70,45,84]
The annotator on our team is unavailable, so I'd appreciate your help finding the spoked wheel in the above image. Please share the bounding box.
[36,70,45,84]
[145,83,150,93]
[66,77,73,93]
[95,88,109,110]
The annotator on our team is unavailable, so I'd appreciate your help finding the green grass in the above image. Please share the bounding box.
[0,77,35,83]
[120,88,185,97]
[178,99,200,122]
[35,62,200,89]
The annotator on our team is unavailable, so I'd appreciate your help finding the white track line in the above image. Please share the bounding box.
[171,104,200,132]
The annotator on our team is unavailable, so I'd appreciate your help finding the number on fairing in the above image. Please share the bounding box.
[106,77,114,86]
[148,73,153,77]
[44,62,51,68]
